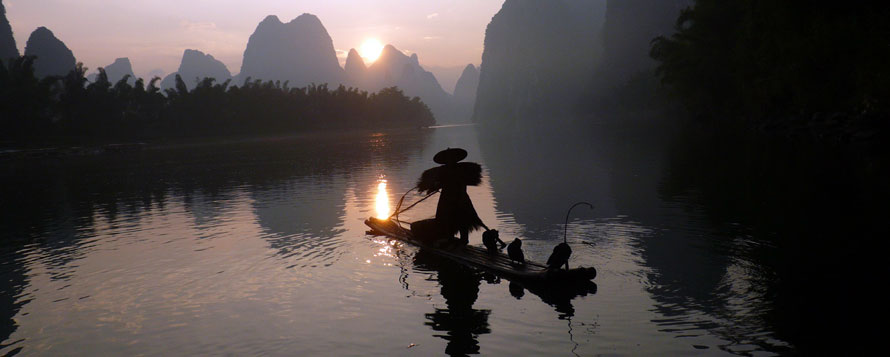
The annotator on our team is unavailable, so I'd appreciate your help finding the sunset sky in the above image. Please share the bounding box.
[3,0,503,80]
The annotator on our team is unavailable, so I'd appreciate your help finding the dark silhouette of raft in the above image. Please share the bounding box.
[365,217,596,283]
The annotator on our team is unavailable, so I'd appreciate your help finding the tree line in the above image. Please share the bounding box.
[1,56,435,144]
[650,1,889,141]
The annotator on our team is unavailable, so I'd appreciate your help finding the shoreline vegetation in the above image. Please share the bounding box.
[649,1,889,147]
[0,126,434,160]
[0,56,436,150]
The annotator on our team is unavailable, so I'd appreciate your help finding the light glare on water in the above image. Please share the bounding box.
[375,179,390,219]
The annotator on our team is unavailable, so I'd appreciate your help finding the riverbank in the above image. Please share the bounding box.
[0,126,433,161]
[758,111,889,148]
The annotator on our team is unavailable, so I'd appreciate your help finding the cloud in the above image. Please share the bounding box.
[180,20,218,32]
[426,13,439,19]
[335,49,351,66]
[423,36,442,41]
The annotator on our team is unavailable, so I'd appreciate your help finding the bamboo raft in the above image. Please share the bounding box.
[365,217,596,283]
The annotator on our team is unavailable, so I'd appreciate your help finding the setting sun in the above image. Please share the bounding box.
[359,39,385,62]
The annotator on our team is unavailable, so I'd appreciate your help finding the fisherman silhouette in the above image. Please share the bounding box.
[415,148,487,245]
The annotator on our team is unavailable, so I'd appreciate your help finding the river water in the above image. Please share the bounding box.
[1,123,883,355]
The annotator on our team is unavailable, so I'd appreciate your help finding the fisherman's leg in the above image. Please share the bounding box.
[459,228,469,245]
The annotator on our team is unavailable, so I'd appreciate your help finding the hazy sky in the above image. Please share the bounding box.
[4,0,503,80]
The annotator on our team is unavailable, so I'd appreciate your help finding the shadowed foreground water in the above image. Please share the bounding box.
[2,124,882,355]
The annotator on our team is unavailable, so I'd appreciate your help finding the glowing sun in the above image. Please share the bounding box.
[359,39,385,62]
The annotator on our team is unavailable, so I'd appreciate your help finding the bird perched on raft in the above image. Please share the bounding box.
[482,229,506,254]
[547,242,572,270]
[547,201,594,271]
[507,238,525,265]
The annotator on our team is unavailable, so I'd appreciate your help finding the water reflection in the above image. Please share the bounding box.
[251,178,347,268]
[0,130,432,354]
[476,120,793,353]
[657,129,887,354]
[374,179,390,219]
[510,279,598,320]
[2,121,870,354]
[401,242,598,356]
[413,250,493,356]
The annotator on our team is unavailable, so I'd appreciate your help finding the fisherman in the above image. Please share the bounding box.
[416,148,487,245]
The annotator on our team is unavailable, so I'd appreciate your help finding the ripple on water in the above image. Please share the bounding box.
[0,128,804,355]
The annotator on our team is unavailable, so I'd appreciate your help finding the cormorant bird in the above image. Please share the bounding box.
[547,242,572,270]
[547,202,593,271]
[507,238,525,265]
[482,229,505,254]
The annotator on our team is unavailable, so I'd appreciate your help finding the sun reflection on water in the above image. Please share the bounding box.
[375,179,390,219]
[371,238,399,258]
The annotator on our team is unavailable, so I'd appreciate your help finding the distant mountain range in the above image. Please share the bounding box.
[161,49,232,91]
[3,1,670,129]
[473,0,687,129]
[473,0,604,129]
[453,64,479,105]
[2,6,479,124]
[343,48,365,86]
[3,8,78,79]
[0,0,18,61]
[452,64,479,121]
[343,43,460,123]
[24,27,76,78]
[235,14,343,88]
[234,14,474,124]
[87,57,136,85]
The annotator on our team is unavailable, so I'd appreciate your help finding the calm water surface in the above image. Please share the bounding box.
[2,124,876,355]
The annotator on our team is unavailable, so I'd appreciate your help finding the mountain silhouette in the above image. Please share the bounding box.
[343,48,366,87]
[599,0,690,85]
[364,45,445,93]
[359,44,454,123]
[88,57,136,85]
[0,0,18,61]
[453,64,479,106]
[233,14,455,124]
[452,64,479,122]
[473,0,603,130]
[161,49,232,91]
[23,27,76,78]
[236,14,343,87]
